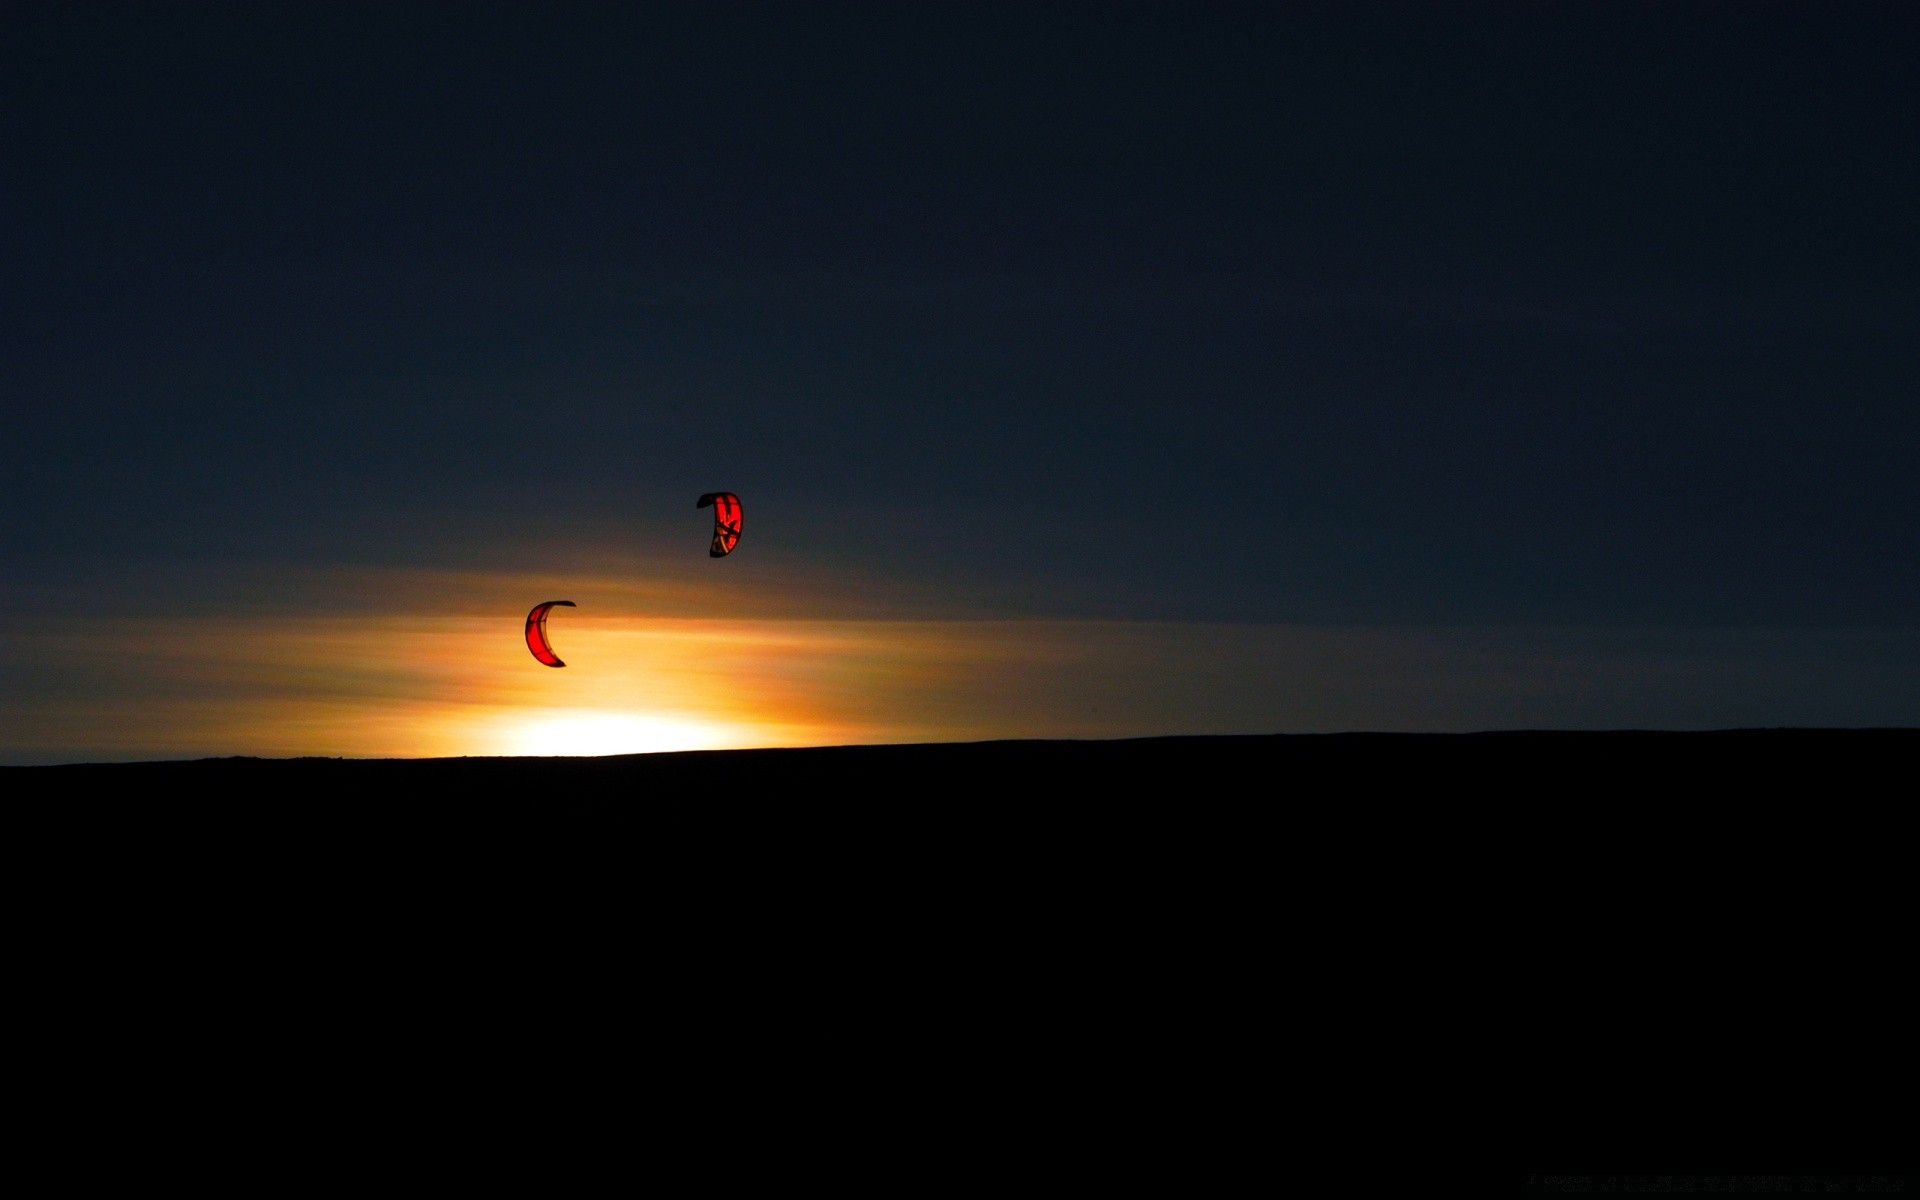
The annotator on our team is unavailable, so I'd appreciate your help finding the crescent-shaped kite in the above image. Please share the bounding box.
[697,492,742,558]
[525,600,576,668]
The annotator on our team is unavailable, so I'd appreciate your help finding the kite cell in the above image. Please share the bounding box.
[525,600,576,668]
[697,492,742,557]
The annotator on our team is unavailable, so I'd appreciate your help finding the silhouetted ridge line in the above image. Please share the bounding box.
[10,727,1913,783]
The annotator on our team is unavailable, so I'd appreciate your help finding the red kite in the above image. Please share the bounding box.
[697,492,742,557]
[525,600,576,667]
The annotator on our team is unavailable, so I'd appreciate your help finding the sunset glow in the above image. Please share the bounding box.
[3,556,1911,766]
[491,710,744,757]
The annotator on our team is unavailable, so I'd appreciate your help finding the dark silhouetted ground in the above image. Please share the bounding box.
[9,728,1911,792]
[7,729,1908,1170]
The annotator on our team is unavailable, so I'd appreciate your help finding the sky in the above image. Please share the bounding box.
[3,1,1916,762]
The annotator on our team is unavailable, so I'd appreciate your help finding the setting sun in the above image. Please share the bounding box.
[494,710,742,757]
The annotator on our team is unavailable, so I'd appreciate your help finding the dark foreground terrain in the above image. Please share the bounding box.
[15,726,1909,914]
[8,728,1910,1165]
[9,727,1912,793]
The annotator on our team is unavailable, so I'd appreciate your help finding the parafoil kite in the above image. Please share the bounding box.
[697,492,742,557]
[525,600,576,668]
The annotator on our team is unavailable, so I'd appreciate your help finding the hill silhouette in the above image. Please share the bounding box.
[11,728,1910,793]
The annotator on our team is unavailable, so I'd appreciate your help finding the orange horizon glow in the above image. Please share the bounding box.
[1,605,1065,762]
[14,614,892,760]
[5,599,1328,762]
[7,560,1903,765]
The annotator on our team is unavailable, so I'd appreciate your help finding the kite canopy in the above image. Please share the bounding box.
[525,600,575,667]
[697,492,742,557]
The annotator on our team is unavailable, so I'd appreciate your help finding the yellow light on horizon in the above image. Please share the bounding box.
[10,592,1350,764]
[494,710,742,758]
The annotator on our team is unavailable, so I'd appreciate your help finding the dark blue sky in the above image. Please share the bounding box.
[6,1,1917,626]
